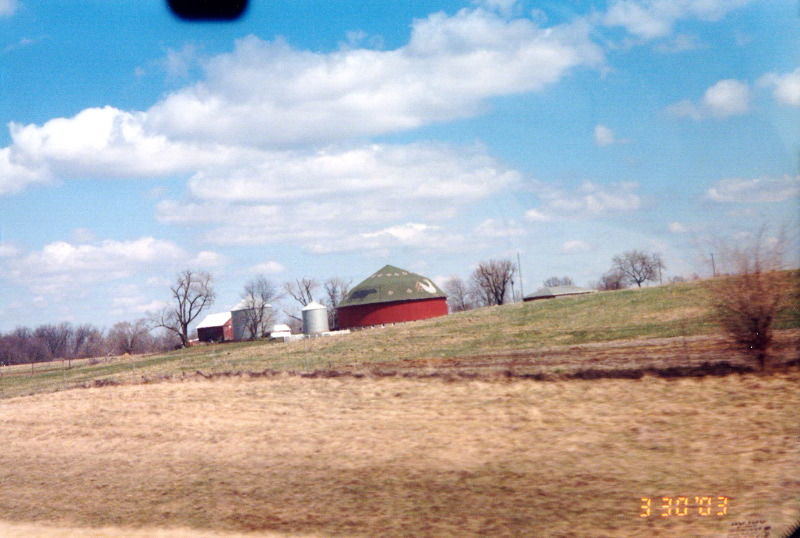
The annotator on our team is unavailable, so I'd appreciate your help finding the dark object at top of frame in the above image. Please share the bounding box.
[168,0,248,21]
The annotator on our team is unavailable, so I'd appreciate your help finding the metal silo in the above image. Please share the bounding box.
[302,302,329,335]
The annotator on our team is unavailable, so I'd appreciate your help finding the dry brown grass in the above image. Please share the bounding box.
[1,373,798,537]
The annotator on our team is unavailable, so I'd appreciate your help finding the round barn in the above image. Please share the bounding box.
[336,265,448,329]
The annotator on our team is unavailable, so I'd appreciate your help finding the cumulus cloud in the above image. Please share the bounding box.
[5,237,224,296]
[185,143,519,204]
[0,147,49,195]
[704,175,800,203]
[603,0,754,40]
[594,125,616,146]
[156,142,520,252]
[667,79,750,119]
[146,8,603,146]
[531,181,643,219]
[758,68,800,107]
[5,106,252,181]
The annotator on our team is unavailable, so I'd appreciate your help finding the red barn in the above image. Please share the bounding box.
[196,312,233,342]
[337,265,448,329]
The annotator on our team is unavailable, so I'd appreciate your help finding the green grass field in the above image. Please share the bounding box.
[2,276,798,400]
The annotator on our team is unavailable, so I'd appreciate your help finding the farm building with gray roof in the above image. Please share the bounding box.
[523,285,596,302]
[337,264,448,329]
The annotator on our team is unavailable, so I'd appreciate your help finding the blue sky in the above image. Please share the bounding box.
[0,0,798,331]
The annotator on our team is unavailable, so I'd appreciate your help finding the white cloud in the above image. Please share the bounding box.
[667,79,750,119]
[594,124,616,146]
[533,181,643,219]
[758,68,800,107]
[523,208,552,222]
[1,5,600,202]
[163,43,200,79]
[603,0,753,40]
[702,79,750,117]
[0,242,19,257]
[6,106,251,180]
[0,0,17,17]
[0,147,50,195]
[560,239,592,254]
[146,8,603,147]
[704,175,800,203]
[185,142,519,204]
[5,237,224,297]
[156,142,520,251]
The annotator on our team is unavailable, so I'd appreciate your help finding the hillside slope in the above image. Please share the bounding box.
[2,276,798,399]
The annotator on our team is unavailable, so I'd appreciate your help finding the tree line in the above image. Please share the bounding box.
[443,250,669,312]
[0,321,179,366]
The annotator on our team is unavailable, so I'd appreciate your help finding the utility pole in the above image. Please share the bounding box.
[517,252,524,299]
[711,252,717,277]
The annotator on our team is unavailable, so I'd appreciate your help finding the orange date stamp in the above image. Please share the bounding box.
[640,496,729,518]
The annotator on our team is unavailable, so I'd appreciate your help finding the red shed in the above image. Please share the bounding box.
[337,265,448,329]
[196,312,234,342]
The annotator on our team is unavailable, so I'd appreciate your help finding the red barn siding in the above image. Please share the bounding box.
[337,298,448,329]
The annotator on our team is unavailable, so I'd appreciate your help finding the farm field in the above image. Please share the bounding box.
[0,373,798,537]
[0,278,798,536]
[2,277,798,399]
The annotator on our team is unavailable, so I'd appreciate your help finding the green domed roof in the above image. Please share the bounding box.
[339,265,447,307]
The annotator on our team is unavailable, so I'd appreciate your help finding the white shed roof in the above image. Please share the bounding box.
[196,311,232,329]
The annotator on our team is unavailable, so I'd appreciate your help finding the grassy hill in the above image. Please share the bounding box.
[2,275,798,400]
[0,275,798,537]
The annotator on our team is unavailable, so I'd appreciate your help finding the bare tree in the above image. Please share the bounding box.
[240,275,280,339]
[283,277,318,307]
[2,327,52,366]
[543,276,574,287]
[151,269,215,347]
[610,250,665,287]
[107,320,151,355]
[322,277,351,329]
[470,259,516,306]
[33,322,73,359]
[595,269,629,291]
[443,275,473,312]
[72,324,104,359]
[707,226,795,370]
